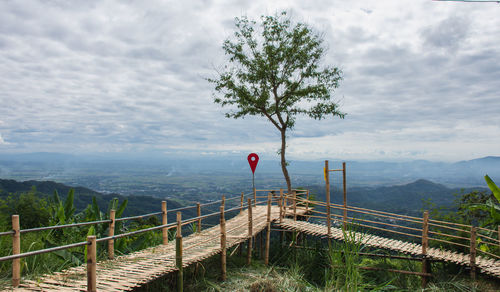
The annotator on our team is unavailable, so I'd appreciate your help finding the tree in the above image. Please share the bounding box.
[209,12,345,192]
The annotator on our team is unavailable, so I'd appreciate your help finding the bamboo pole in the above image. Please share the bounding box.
[279,189,284,223]
[422,211,429,255]
[247,198,253,265]
[12,215,20,288]
[222,195,226,208]
[176,212,183,292]
[421,211,429,288]
[342,162,347,229]
[470,226,477,280]
[253,187,256,207]
[305,190,310,220]
[265,195,271,265]
[194,202,200,233]
[162,201,168,245]
[283,189,288,214]
[108,209,115,259]
[325,160,331,238]
[86,235,97,292]
[220,205,226,281]
[240,192,244,214]
[293,190,297,221]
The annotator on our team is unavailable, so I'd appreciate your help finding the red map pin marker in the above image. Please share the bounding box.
[247,153,259,174]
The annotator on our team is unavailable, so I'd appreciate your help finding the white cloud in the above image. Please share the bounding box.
[0,134,9,145]
[0,0,499,161]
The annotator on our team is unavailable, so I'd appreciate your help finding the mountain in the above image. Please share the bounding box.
[0,179,190,220]
[305,179,488,216]
[2,153,499,187]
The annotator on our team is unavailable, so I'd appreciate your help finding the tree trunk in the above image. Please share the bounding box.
[280,129,292,194]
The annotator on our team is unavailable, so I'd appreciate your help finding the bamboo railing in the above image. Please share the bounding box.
[0,188,303,290]
[1,187,498,291]
[280,191,500,283]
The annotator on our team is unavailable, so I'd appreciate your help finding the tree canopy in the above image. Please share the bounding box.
[209,12,345,192]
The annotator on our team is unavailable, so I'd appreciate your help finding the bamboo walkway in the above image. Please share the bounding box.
[6,204,500,291]
[278,218,500,278]
[12,205,284,291]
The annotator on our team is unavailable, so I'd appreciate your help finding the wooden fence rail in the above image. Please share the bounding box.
[283,195,500,263]
[1,189,498,291]
[0,191,260,290]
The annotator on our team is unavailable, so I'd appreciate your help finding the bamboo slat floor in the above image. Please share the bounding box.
[11,205,289,291]
[278,219,500,278]
[7,204,499,291]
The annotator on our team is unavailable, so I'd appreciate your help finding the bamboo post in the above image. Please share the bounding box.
[86,235,97,292]
[325,160,331,238]
[343,162,347,229]
[12,215,20,288]
[253,187,256,207]
[220,205,226,281]
[421,211,429,288]
[293,190,297,221]
[222,195,225,208]
[247,198,253,265]
[240,192,244,214]
[108,209,115,259]
[305,190,310,220]
[265,196,271,265]
[283,189,288,215]
[176,212,183,292]
[162,201,168,245]
[279,189,284,223]
[470,226,477,280]
[197,202,201,233]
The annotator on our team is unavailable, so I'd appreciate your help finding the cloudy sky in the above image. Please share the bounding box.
[0,0,499,162]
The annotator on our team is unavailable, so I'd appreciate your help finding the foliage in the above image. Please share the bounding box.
[209,11,344,193]
[0,187,167,287]
[424,177,500,256]
[0,187,51,229]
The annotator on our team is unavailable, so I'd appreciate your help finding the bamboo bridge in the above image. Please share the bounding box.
[1,165,499,291]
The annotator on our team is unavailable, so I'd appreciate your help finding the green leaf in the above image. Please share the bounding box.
[116,199,128,218]
[91,197,101,221]
[485,175,500,203]
[52,190,61,207]
[64,189,75,221]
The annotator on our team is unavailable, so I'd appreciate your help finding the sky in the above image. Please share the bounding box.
[0,0,499,162]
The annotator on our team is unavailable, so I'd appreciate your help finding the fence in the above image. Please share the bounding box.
[0,188,301,291]
[282,193,500,284]
[1,188,498,291]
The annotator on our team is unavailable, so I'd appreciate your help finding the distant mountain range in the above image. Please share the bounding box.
[0,178,190,220]
[306,178,487,216]
[1,177,489,218]
[2,152,497,187]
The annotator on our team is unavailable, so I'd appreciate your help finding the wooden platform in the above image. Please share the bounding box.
[278,218,500,278]
[12,205,286,291]
[6,204,499,291]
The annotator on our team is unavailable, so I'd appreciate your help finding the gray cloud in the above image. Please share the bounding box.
[0,0,499,161]
[421,16,469,51]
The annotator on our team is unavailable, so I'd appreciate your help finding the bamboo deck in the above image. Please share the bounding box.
[278,219,500,278]
[7,204,500,291]
[11,205,289,291]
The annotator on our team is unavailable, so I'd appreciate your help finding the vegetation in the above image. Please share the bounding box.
[0,187,172,289]
[1,177,499,290]
[144,226,498,291]
[209,11,344,193]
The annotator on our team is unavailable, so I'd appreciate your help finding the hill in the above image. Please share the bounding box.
[0,178,190,219]
[306,179,488,216]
